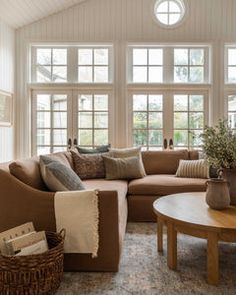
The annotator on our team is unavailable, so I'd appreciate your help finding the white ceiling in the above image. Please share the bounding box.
[0,0,87,29]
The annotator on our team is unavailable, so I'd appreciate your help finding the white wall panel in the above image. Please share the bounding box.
[15,0,236,157]
[0,20,15,162]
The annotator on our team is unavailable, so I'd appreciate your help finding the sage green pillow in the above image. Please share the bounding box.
[102,156,145,180]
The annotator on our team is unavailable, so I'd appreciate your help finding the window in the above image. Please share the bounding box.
[154,0,186,27]
[128,46,209,84]
[33,93,68,155]
[78,94,109,147]
[228,95,236,130]
[226,47,236,83]
[35,48,67,82]
[132,95,163,149]
[174,94,204,149]
[132,48,163,83]
[78,48,109,83]
[174,48,204,83]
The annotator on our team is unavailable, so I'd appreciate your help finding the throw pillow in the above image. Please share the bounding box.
[71,151,106,179]
[102,156,145,180]
[40,156,85,191]
[75,144,111,154]
[176,159,209,179]
[109,147,146,177]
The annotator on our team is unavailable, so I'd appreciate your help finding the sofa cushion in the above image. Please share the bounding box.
[102,156,145,180]
[176,159,209,179]
[75,144,111,154]
[141,149,189,175]
[128,174,207,196]
[40,156,85,191]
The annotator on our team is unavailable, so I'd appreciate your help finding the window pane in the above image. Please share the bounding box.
[157,13,168,25]
[148,67,163,82]
[52,66,67,82]
[37,95,50,111]
[228,49,236,65]
[36,66,51,82]
[169,1,181,13]
[133,112,147,128]
[37,146,50,156]
[53,95,67,111]
[79,112,93,128]
[133,49,147,65]
[53,129,67,145]
[53,49,67,65]
[37,112,50,128]
[174,66,188,82]
[189,112,204,129]
[133,130,148,146]
[94,66,108,82]
[53,112,67,128]
[37,129,50,145]
[133,95,147,111]
[149,130,162,145]
[190,49,204,65]
[133,66,147,82]
[94,112,108,128]
[190,95,204,111]
[53,147,67,152]
[174,49,188,65]
[228,67,236,83]
[94,95,108,110]
[79,129,93,145]
[94,129,108,145]
[149,95,162,111]
[37,48,51,65]
[189,130,202,146]
[174,112,188,128]
[149,112,162,128]
[79,95,93,110]
[228,95,236,111]
[169,13,181,25]
[78,66,93,82]
[94,49,108,65]
[229,113,236,128]
[78,49,93,65]
[174,130,188,146]
[149,49,163,65]
[156,1,168,13]
[189,67,204,83]
[174,95,188,111]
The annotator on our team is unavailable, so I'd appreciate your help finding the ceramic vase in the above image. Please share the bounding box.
[205,179,230,210]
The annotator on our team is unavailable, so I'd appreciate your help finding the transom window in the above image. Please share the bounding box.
[226,47,236,83]
[128,46,209,84]
[35,48,67,83]
[154,0,186,27]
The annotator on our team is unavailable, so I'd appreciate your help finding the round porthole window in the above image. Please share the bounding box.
[154,0,186,28]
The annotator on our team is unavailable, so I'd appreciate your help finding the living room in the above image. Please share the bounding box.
[0,0,235,294]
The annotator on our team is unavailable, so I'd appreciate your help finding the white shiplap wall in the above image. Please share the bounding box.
[0,20,15,162]
[15,0,236,158]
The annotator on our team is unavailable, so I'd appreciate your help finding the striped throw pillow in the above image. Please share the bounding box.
[176,159,209,179]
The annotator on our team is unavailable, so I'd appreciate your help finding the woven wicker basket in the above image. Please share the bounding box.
[0,230,65,295]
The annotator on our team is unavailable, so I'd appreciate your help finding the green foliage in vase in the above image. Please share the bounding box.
[200,119,236,169]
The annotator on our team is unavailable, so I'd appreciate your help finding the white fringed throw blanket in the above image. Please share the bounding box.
[54,190,99,258]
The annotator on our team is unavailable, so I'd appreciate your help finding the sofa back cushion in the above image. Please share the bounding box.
[141,149,189,175]
[9,152,73,190]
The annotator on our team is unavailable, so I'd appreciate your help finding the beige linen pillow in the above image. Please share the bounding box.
[176,159,209,179]
[102,156,145,180]
[109,147,146,177]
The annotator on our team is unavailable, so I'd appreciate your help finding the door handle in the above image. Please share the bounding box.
[67,138,72,149]
[169,138,174,150]
[163,138,168,149]
[73,138,78,146]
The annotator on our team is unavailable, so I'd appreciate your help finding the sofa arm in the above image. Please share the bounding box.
[0,169,55,232]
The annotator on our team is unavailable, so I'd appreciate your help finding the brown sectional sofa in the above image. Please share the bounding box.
[0,149,207,271]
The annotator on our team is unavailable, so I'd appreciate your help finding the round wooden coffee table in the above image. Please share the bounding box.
[153,192,236,285]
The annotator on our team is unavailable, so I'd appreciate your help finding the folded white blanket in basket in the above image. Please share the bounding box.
[54,190,99,258]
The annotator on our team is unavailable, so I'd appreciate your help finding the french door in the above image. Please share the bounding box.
[32,90,112,156]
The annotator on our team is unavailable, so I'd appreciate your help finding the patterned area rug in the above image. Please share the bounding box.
[57,223,236,295]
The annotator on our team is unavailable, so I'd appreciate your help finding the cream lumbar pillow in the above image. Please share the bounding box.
[176,159,209,179]
[102,156,145,180]
[109,147,146,177]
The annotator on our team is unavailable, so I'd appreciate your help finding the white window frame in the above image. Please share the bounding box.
[224,45,236,85]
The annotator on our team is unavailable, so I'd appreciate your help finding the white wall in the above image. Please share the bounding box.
[15,0,236,158]
[0,19,15,162]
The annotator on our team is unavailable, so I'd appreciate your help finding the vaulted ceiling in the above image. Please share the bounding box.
[0,0,87,29]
